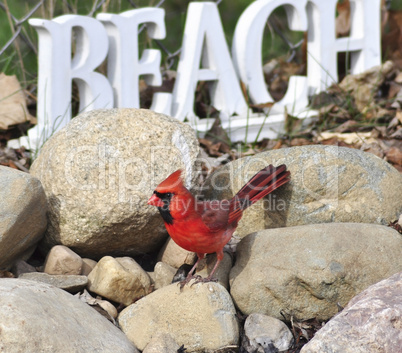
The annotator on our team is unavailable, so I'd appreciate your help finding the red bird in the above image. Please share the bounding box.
[148,165,290,285]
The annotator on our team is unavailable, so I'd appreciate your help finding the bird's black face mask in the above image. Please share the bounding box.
[154,191,174,224]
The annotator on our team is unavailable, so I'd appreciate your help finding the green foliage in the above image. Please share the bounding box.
[390,0,402,10]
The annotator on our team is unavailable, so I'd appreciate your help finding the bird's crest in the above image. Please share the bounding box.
[155,169,184,193]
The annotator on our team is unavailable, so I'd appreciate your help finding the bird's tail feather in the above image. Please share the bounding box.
[228,164,290,223]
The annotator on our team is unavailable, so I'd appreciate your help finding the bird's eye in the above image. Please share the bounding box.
[166,192,172,198]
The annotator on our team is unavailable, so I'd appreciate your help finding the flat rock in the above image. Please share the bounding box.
[202,146,402,238]
[0,279,138,352]
[30,108,199,258]
[301,271,402,353]
[0,166,47,269]
[118,281,239,352]
[230,223,402,321]
[19,272,88,293]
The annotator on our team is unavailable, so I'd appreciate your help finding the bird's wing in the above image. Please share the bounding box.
[198,200,230,232]
[228,164,290,224]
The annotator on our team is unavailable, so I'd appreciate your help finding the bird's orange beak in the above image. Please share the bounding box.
[148,194,164,207]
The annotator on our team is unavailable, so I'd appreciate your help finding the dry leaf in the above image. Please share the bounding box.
[388,81,401,99]
[388,116,400,130]
[361,142,385,159]
[394,72,402,84]
[0,73,34,130]
[396,111,402,124]
[386,147,402,166]
[260,139,282,150]
[8,160,18,170]
[390,127,402,139]
[0,270,14,278]
[339,61,394,112]
[334,120,359,133]
[240,81,249,104]
[199,138,223,157]
[249,102,275,109]
[204,118,231,154]
[336,0,351,37]
[382,10,402,67]
[318,132,375,145]
[290,138,312,146]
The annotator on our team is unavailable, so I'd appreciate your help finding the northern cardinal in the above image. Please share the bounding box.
[148,165,290,285]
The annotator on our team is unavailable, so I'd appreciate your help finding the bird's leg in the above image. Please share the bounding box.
[179,253,205,289]
[191,251,223,285]
[205,256,221,281]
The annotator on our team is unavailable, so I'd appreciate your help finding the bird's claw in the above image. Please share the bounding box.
[190,276,218,286]
[178,275,218,289]
[178,280,188,290]
[178,275,199,289]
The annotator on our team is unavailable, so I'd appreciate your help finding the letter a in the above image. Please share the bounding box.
[172,2,248,124]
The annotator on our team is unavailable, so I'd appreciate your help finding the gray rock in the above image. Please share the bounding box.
[81,258,97,276]
[301,271,402,353]
[230,223,402,321]
[242,313,293,352]
[118,281,239,352]
[143,333,181,353]
[44,245,83,275]
[76,289,118,320]
[157,237,197,268]
[20,272,88,293]
[88,256,152,306]
[0,166,47,269]
[148,261,177,290]
[10,260,36,277]
[0,279,138,352]
[30,108,199,258]
[202,146,402,238]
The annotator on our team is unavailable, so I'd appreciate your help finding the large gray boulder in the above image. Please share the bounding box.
[230,223,402,321]
[30,108,199,258]
[0,278,138,352]
[202,146,402,238]
[0,166,47,269]
[301,271,402,353]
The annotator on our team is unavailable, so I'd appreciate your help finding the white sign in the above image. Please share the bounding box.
[9,0,381,150]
